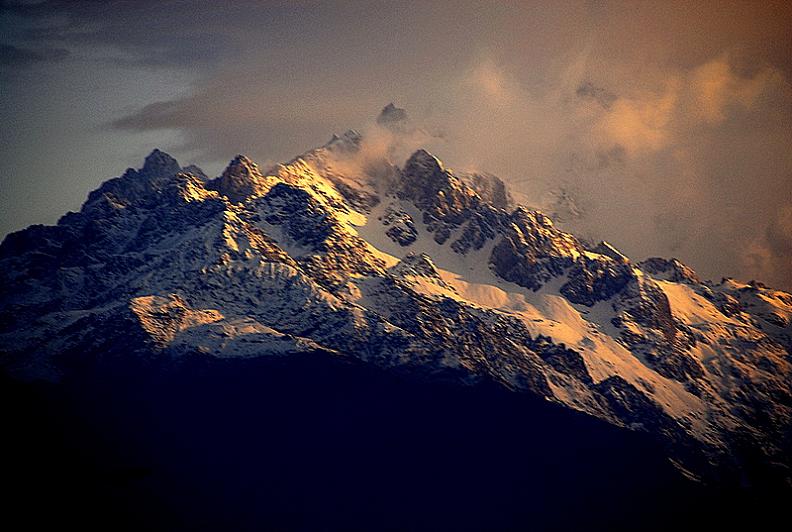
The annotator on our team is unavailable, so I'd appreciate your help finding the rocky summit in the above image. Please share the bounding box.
[2,118,791,488]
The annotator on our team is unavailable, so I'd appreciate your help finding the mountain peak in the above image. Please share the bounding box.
[225,154,258,174]
[377,102,409,131]
[326,129,362,152]
[404,149,443,175]
[142,148,180,177]
[399,149,450,206]
[209,154,267,203]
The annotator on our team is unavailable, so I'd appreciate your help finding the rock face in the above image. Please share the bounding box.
[381,205,417,246]
[491,208,582,291]
[640,257,701,284]
[2,125,791,486]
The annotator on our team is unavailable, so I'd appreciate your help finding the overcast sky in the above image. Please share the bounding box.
[1,0,790,289]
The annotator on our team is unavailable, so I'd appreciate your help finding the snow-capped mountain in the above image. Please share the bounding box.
[1,112,790,484]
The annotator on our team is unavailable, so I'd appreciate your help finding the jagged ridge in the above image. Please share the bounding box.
[1,122,791,485]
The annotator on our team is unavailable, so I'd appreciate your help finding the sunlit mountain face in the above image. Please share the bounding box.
[2,110,791,529]
[2,2,791,530]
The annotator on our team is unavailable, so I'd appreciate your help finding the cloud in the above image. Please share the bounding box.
[0,43,69,67]
[574,56,792,289]
[403,51,792,289]
[744,205,792,286]
[3,0,792,290]
[110,44,791,289]
[576,82,617,110]
[690,56,787,123]
[1,0,241,69]
[595,81,678,153]
[109,73,388,164]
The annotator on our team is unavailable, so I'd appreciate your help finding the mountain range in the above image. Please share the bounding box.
[2,105,791,528]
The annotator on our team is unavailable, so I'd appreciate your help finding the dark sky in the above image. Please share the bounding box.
[1,0,791,289]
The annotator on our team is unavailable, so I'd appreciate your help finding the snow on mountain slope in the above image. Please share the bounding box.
[354,189,713,441]
[1,118,790,483]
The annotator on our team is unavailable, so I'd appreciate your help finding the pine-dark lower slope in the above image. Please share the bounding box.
[3,353,788,532]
